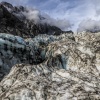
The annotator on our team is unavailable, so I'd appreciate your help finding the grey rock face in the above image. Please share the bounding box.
[0,32,100,100]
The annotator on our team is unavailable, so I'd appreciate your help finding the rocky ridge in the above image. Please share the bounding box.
[0,31,100,100]
[0,1,73,38]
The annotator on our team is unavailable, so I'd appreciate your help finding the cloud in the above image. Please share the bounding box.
[76,0,100,32]
[77,19,100,32]
[22,8,71,30]
[44,0,100,32]
[23,9,40,23]
[41,13,72,30]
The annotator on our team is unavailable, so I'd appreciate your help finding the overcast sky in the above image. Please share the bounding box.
[0,0,100,32]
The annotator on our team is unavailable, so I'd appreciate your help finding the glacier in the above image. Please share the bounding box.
[0,32,99,100]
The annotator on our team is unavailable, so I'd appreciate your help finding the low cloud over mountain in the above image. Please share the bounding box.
[1,0,100,32]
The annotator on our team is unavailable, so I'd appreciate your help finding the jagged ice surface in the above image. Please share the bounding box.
[0,32,100,100]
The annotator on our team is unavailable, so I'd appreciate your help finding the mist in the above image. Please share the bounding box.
[22,8,72,30]
[77,19,100,32]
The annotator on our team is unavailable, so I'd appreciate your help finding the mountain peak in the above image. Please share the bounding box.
[1,1,13,8]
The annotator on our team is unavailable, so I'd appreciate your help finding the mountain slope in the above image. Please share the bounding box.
[0,2,69,38]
